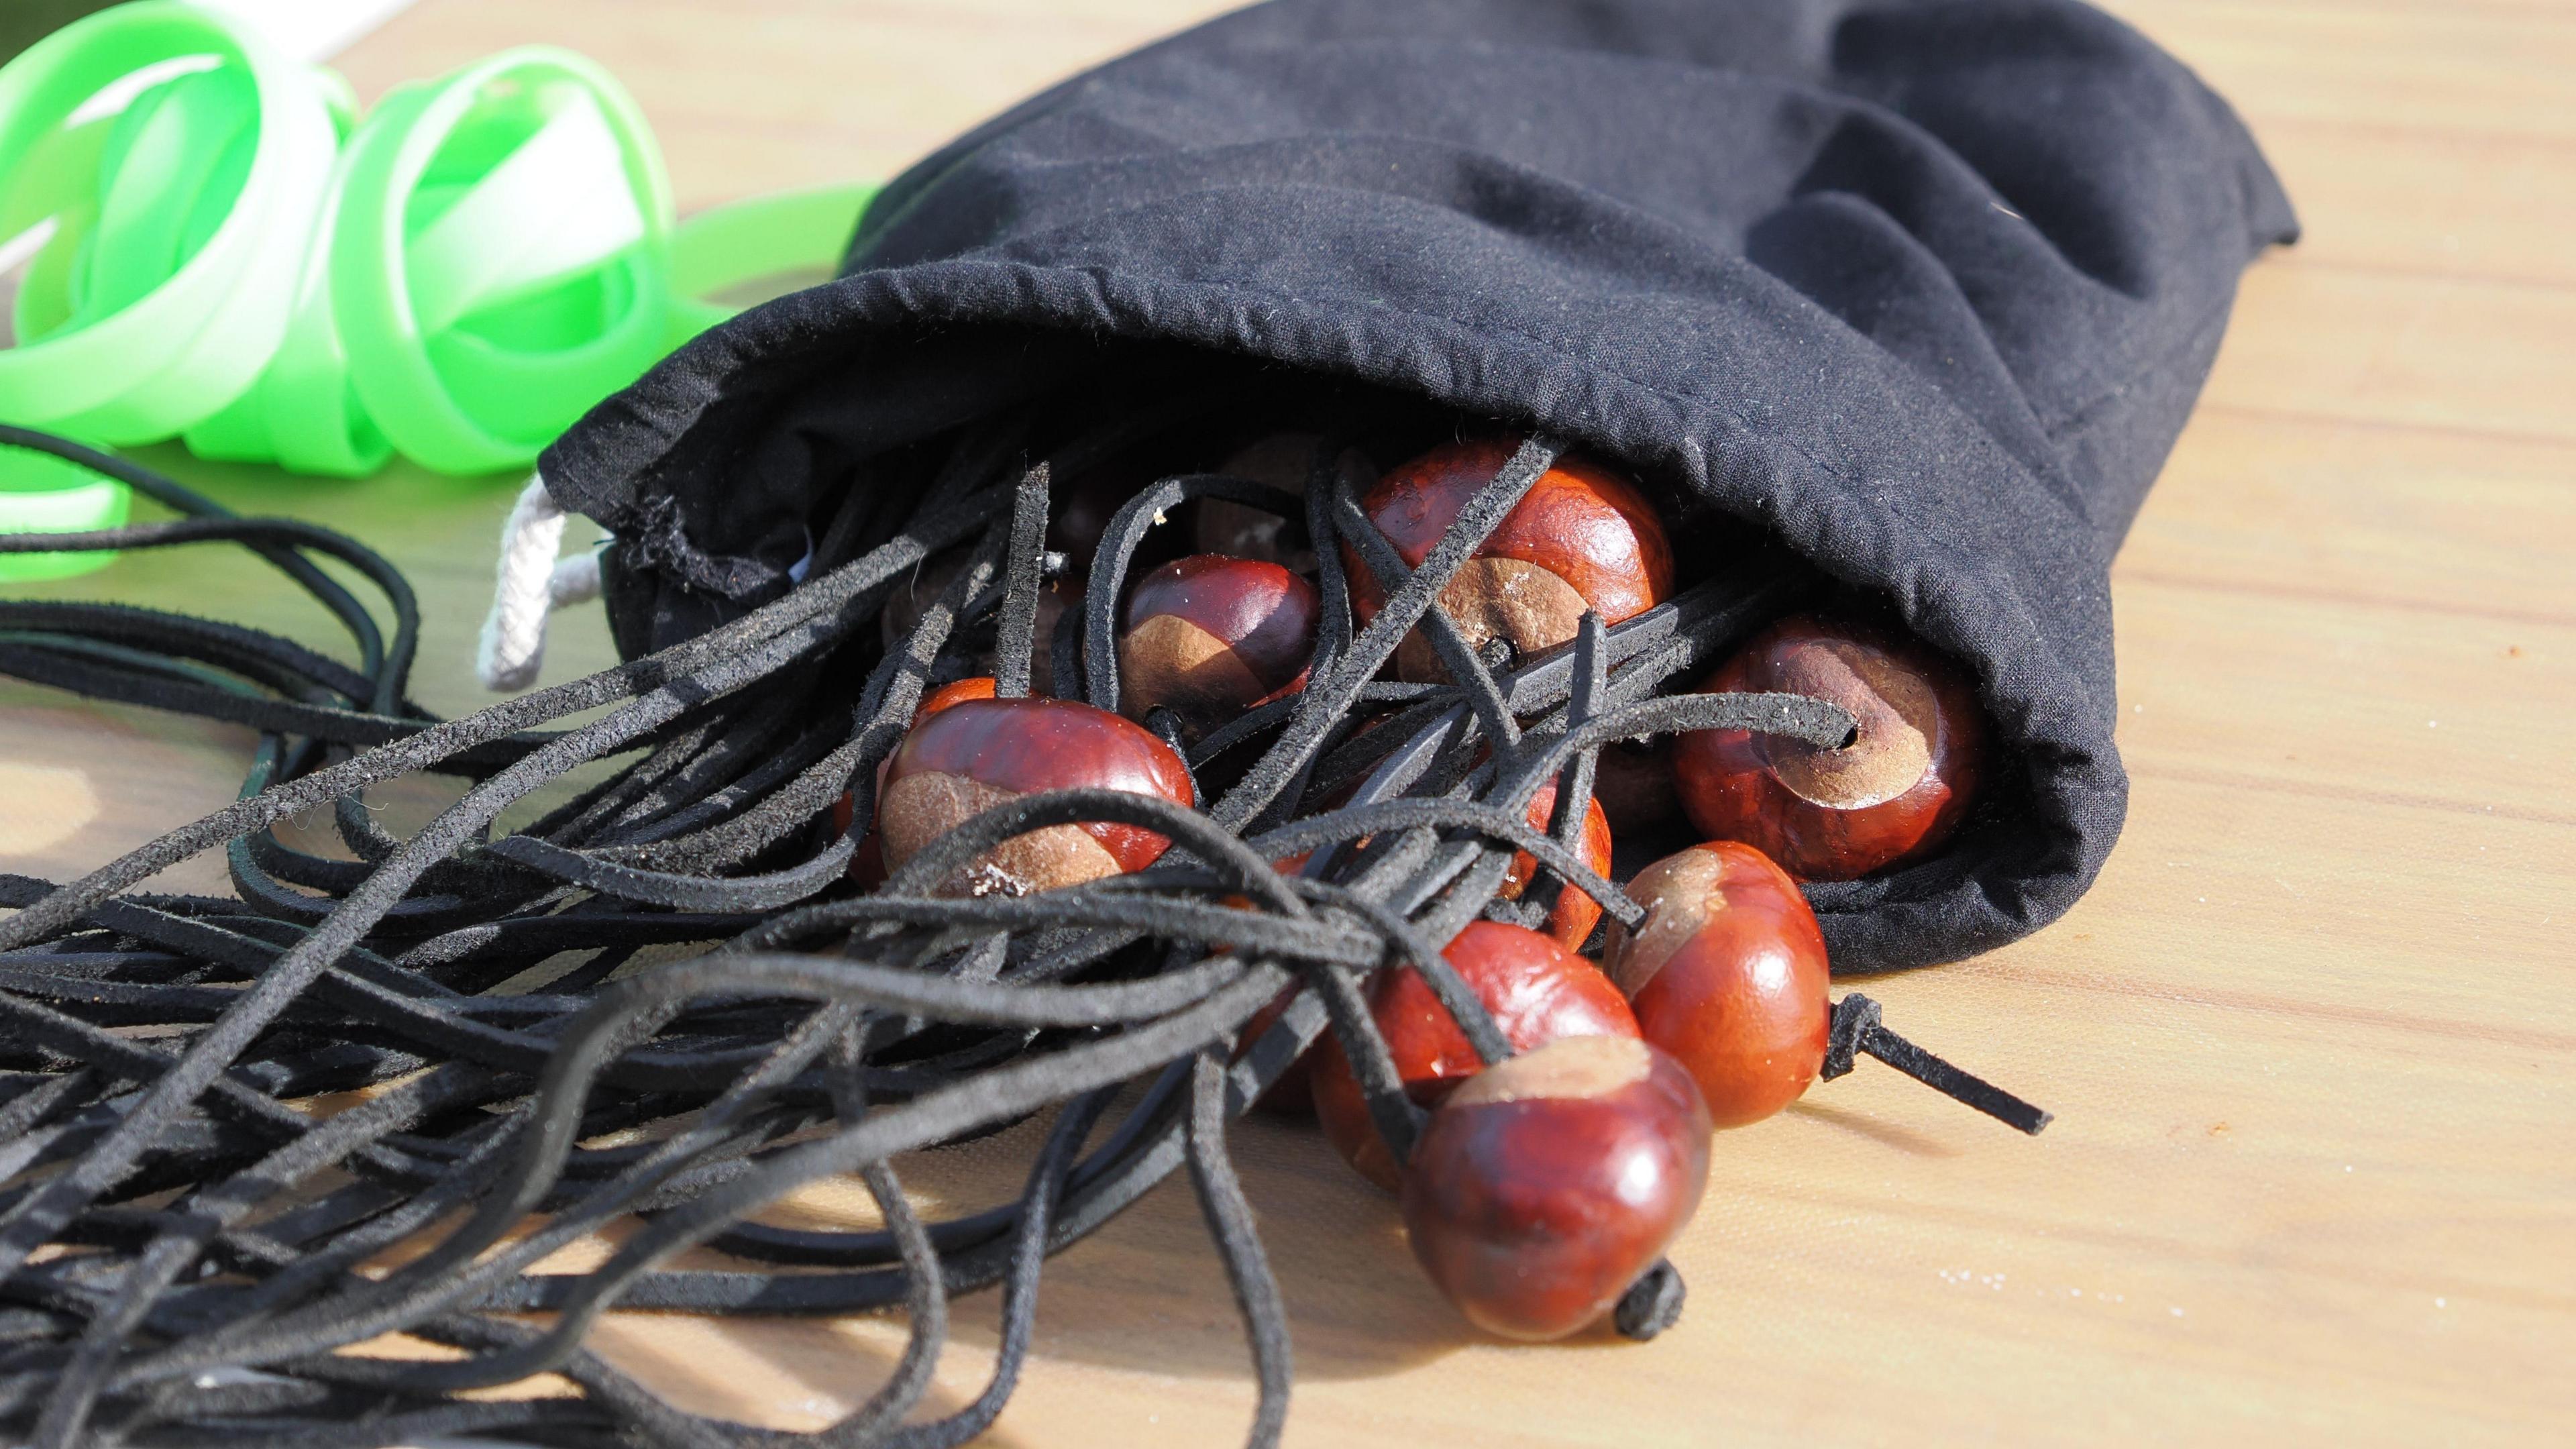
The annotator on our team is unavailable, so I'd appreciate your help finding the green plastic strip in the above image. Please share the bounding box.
[0,439,129,582]
[667,181,878,343]
[0,2,341,443]
[0,1,875,577]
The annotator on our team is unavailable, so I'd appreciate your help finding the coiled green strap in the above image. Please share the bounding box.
[185,45,681,477]
[1,1,873,574]
[0,2,342,445]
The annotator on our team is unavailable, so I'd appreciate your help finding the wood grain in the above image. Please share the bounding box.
[2,1,2570,1445]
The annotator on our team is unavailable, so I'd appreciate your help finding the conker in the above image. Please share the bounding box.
[1048,468,1187,581]
[1603,841,1830,1128]
[881,553,1081,696]
[1309,919,1638,1191]
[1589,737,1682,833]
[1211,845,1360,1114]
[1349,438,1674,682]
[913,676,1001,718]
[879,696,1195,897]
[1236,983,1319,1116]
[1194,432,1360,571]
[1673,614,1984,879]
[1118,553,1319,735]
[1496,778,1613,950]
[1401,1034,1711,1341]
[1042,471,1130,574]
[837,677,1004,887]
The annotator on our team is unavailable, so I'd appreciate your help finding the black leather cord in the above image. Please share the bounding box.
[0,413,2038,1448]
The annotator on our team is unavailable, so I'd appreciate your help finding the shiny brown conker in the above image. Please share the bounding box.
[1348,438,1674,682]
[1309,919,1638,1191]
[1047,467,1194,582]
[1603,841,1831,1128]
[838,677,1006,888]
[880,553,1081,697]
[1044,470,1138,576]
[914,676,1002,718]
[1118,553,1318,735]
[885,549,1087,696]
[1193,432,1366,572]
[1589,737,1682,833]
[1236,982,1319,1116]
[879,696,1195,897]
[1496,777,1614,950]
[1674,614,1985,880]
[1401,1034,1711,1341]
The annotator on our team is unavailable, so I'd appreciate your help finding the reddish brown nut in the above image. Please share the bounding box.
[1118,554,1318,735]
[881,553,1081,696]
[914,676,1002,718]
[1193,433,1356,571]
[1310,919,1638,1191]
[881,551,971,653]
[1215,854,1330,1114]
[1604,841,1830,1128]
[1027,585,1080,696]
[1496,779,1614,950]
[879,696,1195,896]
[1402,1034,1712,1341]
[838,678,1004,886]
[1590,737,1681,833]
[843,832,888,888]
[1673,615,1985,880]
[1349,438,1674,682]
[1043,471,1132,573]
[1049,470,1189,581]
[1236,984,1320,1116]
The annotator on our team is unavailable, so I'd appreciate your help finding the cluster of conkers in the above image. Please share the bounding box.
[1293,842,1835,1338]
[844,430,1995,1341]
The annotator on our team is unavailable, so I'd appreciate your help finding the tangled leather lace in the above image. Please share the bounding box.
[0,411,1897,1448]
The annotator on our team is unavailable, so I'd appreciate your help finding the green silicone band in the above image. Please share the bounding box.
[667,181,877,343]
[0,1,341,442]
[0,439,131,582]
[0,2,875,574]
[330,48,678,476]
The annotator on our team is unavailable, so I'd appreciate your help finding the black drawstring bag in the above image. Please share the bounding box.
[545,0,2298,971]
[0,4,2291,1441]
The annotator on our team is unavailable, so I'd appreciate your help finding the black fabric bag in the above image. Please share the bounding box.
[539,0,2297,971]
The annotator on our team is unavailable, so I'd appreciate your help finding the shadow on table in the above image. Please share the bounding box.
[1783,1097,1968,1158]
[581,1099,1515,1431]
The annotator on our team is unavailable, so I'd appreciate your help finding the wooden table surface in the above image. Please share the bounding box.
[3,1,2571,1445]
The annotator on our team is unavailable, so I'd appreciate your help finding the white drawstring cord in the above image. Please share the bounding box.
[476,474,602,692]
